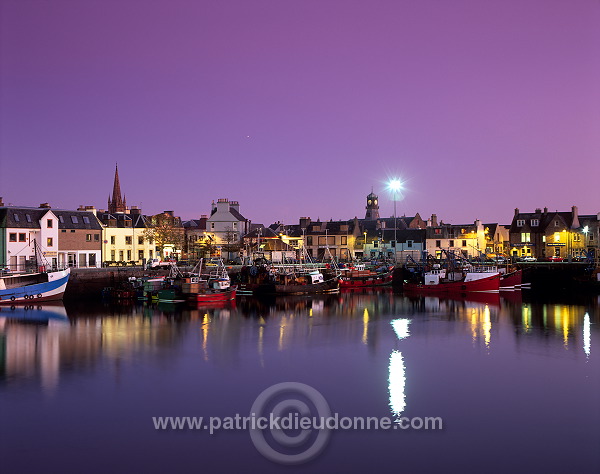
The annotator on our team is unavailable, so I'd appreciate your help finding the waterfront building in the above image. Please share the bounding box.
[425,218,487,260]
[182,215,208,260]
[206,199,249,259]
[0,200,102,270]
[509,206,594,260]
[97,206,155,265]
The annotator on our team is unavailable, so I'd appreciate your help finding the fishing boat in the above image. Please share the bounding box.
[500,269,524,290]
[238,265,339,296]
[403,265,500,293]
[338,264,394,288]
[0,267,71,304]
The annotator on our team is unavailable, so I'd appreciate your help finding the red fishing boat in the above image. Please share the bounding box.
[338,264,394,288]
[403,266,500,294]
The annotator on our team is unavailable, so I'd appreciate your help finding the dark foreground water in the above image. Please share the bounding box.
[1,290,599,474]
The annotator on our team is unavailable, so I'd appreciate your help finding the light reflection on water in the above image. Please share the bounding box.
[0,291,599,473]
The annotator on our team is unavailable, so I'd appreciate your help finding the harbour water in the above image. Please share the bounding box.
[1,290,599,473]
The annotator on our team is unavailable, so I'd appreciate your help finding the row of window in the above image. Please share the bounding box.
[107,236,153,245]
[516,219,566,227]
[110,249,154,261]
[520,232,587,243]
[434,240,468,248]
[14,215,91,226]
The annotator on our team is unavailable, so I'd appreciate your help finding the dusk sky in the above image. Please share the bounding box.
[1,0,599,226]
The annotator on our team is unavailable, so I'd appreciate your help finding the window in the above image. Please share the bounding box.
[449,240,454,247]
[71,216,78,224]
[531,219,539,226]
[554,220,559,227]
[127,250,131,260]
[436,240,441,248]
[149,238,153,245]
[233,222,237,230]
[94,234,99,241]
[59,215,64,223]
[434,228,441,234]
[19,233,26,242]
[306,236,313,246]
[47,219,52,228]
[341,236,347,245]
[521,233,531,242]
[86,234,92,241]
[149,250,153,258]
[138,236,144,245]
[71,230,75,233]
[139,250,144,260]
[462,240,467,247]
[25,214,32,222]
[407,240,413,248]
[111,250,116,261]
[590,234,595,241]
[83,216,90,224]
[211,222,215,230]
[573,234,581,242]
[61,229,66,233]
[554,232,561,242]
[110,236,116,245]
[9,233,17,242]
[125,236,132,245]
[47,237,53,247]
[13,214,19,222]
[516,220,525,227]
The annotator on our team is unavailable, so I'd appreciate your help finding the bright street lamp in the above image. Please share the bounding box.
[387,178,403,264]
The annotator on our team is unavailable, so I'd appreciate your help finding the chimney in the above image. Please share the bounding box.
[571,205,580,229]
[0,197,3,206]
[230,200,240,213]
[514,208,519,216]
[39,203,51,208]
[543,207,548,214]
[535,208,542,214]
[216,199,230,212]
[299,217,311,229]
[430,214,438,226]
[129,206,141,216]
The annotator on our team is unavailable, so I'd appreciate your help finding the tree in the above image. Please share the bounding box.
[221,226,242,262]
[143,213,185,259]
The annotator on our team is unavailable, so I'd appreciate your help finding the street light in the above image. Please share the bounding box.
[387,178,403,264]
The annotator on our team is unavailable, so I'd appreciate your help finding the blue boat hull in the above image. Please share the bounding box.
[0,269,71,304]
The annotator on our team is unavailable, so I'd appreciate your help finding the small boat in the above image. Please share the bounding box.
[403,266,500,293]
[0,268,71,304]
[338,264,394,288]
[195,286,237,303]
[238,268,339,296]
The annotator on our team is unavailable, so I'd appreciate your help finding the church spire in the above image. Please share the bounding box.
[108,163,127,214]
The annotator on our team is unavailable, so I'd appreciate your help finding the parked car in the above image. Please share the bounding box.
[546,256,564,262]
[492,256,508,263]
[147,258,176,269]
[519,256,537,262]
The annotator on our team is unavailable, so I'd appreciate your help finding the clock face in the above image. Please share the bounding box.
[374,199,378,205]
[367,200,372,205]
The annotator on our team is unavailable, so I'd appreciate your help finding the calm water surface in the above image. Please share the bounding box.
[1,290,599,473]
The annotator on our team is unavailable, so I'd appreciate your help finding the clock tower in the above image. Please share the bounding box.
[365,191,380,220]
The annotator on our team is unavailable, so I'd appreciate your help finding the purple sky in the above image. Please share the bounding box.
[1,0,599,226]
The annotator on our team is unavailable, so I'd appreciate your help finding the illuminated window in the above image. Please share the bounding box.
[434,228,441,234]
[47,237,53,247]
[521,233,531,242]
[554,233,560,242]
[86,234,92,241]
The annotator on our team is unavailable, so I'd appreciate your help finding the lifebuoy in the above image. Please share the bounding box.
[10,296,15,301]
[37,294,42,298]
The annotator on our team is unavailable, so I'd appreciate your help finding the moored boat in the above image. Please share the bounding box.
[403,266,500,293]
[0,268,71,304]
[338,264,394,288]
